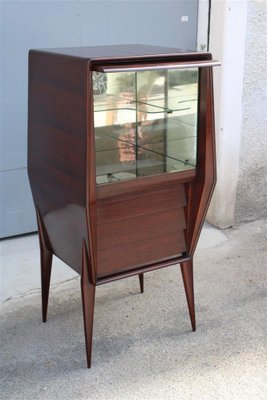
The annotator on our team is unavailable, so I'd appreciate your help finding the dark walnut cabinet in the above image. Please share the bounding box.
[28,44,219,368]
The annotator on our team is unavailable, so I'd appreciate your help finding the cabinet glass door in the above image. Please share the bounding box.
[93,68,198,185]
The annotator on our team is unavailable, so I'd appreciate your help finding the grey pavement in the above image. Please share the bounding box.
[1,220,266,400]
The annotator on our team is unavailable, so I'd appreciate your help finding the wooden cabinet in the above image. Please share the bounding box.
[28,44,218,367]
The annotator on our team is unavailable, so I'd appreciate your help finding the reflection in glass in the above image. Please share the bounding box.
[93,68,198,184]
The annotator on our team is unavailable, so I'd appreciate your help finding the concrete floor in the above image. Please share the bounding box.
[0,220,266,400]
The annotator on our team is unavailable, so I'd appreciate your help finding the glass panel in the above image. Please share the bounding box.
[93,68,198,185]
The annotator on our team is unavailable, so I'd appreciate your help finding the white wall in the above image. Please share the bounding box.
[207,0,248,228]
[206,0,267,228]
[235,0,267,223]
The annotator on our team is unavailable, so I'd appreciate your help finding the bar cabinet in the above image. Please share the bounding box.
[28,44,219,367]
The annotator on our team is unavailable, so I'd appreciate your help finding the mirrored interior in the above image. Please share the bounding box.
[93,68,198,184]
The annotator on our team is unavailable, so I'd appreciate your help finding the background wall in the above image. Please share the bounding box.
[206,0,267,229]
[206,0,248,229]
[0,0,198,238]
[235,0,267,223]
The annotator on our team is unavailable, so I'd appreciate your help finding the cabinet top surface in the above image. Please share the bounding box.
[30,44,211,62]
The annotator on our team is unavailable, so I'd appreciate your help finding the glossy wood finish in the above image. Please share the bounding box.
[97,183,187,276]
[43,44,211,63]
[180,260,196,331]
[96,168,196,199]
[96,255,191,285]
[36,207,53,322]
[186,67,216,256]
[81,241,95,368]
[28,45,217,368]
[28,50,89,273]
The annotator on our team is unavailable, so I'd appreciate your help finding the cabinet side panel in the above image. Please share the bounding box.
[186,67,216,255]
[28,51,88,273]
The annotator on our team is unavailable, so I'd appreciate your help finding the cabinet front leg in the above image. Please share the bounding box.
[40,249,53,323]
[81,241,96,368]
[36,207,53,323]
[180,259,196,331]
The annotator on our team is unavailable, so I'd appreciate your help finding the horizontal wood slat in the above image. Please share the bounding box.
[97,184,186,223]
[96,170,196,199]
[98,208,186,249]
[97,231,186,277]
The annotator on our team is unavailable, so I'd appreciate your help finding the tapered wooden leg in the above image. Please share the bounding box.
[40,249,53,323]
[138,273,144,293]
[81,241,96,368]
[36,207,53,323]
[180,259,196,331]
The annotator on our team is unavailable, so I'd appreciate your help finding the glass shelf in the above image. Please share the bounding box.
[94,94,195,115]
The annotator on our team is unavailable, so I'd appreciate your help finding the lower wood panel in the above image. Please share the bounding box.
[98,208,186,250]
[96,182,188,277]
[97,183,186,223]
[97,230,186,276]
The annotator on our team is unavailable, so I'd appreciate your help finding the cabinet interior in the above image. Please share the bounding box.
[93,68,198,184]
